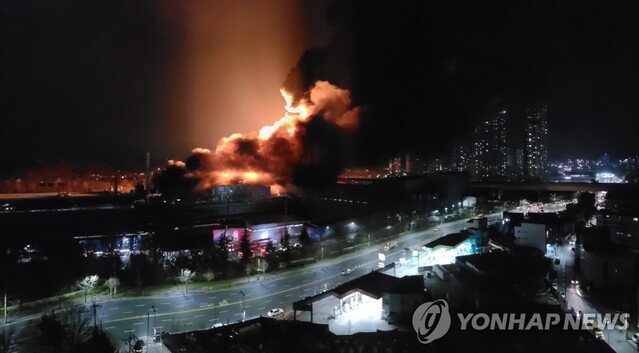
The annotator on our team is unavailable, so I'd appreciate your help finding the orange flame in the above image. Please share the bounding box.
[181,81,359,192]
[258,89,309,140]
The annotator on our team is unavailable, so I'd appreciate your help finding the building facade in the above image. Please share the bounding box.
[514,222,546,252]
[524,105,549,179]
[472,110,508,180]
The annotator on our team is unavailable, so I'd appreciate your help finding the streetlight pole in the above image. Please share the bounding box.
[146,310,150,347]
[321,268,327,292]
[152,305,157,351]
[240,291,245,321]
[3,267,7,324]
[90,298,101,331]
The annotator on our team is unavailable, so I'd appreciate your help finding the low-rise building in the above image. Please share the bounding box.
[596,209,639,250]
[514,222,546,252]
[580,247,635,288]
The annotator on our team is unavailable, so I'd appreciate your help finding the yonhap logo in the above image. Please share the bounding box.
[412,299,452,344]
[411,299,630,344]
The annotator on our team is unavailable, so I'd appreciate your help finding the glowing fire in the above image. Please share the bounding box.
[176,81,360,193]
[258,89,310,140]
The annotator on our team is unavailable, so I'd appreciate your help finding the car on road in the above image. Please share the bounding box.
[594,329,604,340]
[631,332,639,344]
[384,241,398,251]
[560,292,565,300]
[434,227,440,231]
[341,268,352,276]
[268,308,284,318]
[551,282,558,290]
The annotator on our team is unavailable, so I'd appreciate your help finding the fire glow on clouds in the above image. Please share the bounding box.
[168,81,360,192]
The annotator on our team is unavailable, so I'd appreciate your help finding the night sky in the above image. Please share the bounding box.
[3,0,639,174]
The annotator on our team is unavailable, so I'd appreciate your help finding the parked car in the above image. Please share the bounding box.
[341,268,352,276]
[631,332,639,344]
[154,331,170,343]
[133,340,145,353]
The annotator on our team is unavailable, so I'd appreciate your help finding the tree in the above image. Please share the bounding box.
[37,311,66,349]
[71,329,118,353]
[279,229,291,252]
[202,270,215,282]
[264,240,279,271]
[279,229,292,263]
[239,233,253,264]
[298,225,313,252]
[105,277,120,298]
[216,230,232,265]
[180,269,195,294]
[77,275,99,303]
[577,191,597,221]
[256,256,268,277]
[34,306,116,353]
[63,306,93,349]
[130,254,152,293]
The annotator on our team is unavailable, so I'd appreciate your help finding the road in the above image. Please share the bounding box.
[5,215,487,351]
[553,236,637,353]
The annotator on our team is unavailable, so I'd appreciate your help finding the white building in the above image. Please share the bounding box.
[463,196,476,208]
[514,223,546,252]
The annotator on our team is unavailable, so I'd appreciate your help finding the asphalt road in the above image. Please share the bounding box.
[5,215,497,351]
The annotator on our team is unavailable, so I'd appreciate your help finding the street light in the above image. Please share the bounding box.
[147,309,150,346]
[152,305,158,350]
[146,305,157,348]
[240,291,246,321]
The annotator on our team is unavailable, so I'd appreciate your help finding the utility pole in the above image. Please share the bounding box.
[152,306,158,349]
[4,248,8,324]
[114,170,119,198]
[3,273,6,324]
[240,291,246,321]
[3,283,6,324]
[145,151,151,196]
[147,311,150,346]
[90,299,101,330]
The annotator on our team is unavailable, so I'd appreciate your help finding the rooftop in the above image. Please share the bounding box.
[424,232,469,249]
[332,271,400,299]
